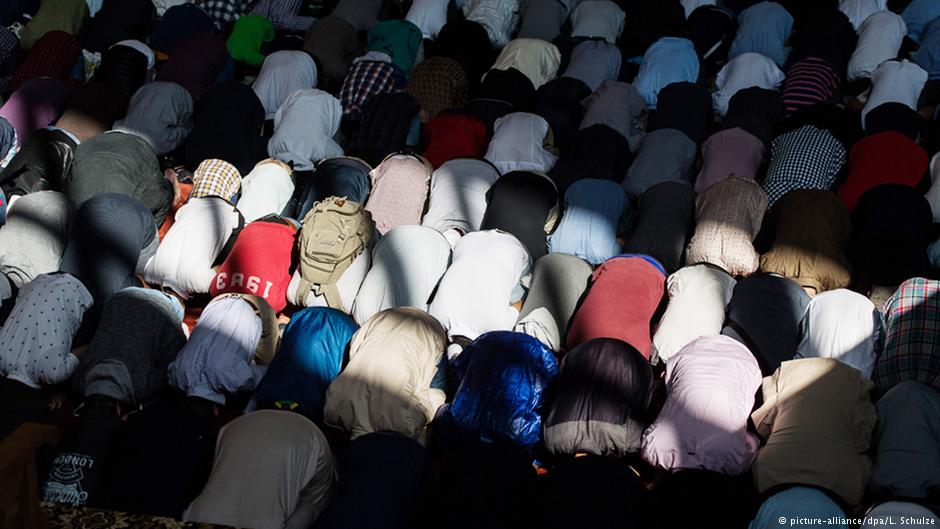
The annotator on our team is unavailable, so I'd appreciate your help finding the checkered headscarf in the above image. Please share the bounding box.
[191,158,242,201]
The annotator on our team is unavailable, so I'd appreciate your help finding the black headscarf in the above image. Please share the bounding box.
[618,0,687,59]
[430,20,495,91]
[723,87,784,150]
[535,77,591,152]
[649,82,713,145]
[59,193,157,302]
[622,181,696,274]
[458,68,536,134]
[864,102,925,142]
[551,124,632,194]
[686,5,737,77]
[721,273,811,376]
[92,44,149,100]
[155,34,230,100]
[849,184,932,290]
[78,0,156,53]
[789,5,856,78]
[481,171,559,260]
[148,3,214,55]
[346,91,421,168]
[312,432,431,529]
[183,81,266,175]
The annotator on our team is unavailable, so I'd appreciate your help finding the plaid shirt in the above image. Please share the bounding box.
[252,0,315,32]
[199,0,256,30]
[875,277,940,393]
[340,59,408,120]
[11,30,82,91]
[191,159,243,201]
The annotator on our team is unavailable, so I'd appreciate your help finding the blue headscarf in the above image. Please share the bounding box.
[548,179,628,265]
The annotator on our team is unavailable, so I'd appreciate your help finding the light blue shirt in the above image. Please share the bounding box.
[548,179,627,265]
[633,37,699,108]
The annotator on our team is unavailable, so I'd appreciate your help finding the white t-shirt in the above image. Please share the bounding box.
[421,158,501,236]
[839,0,887,31]
[847,10,907,81]
[860,59,928,128]
[794,289,881,379]
[428,230,531,343]
[485,112,559,175]
[652,264,737,364]
[237,160,296,223]
[352,225,452,324]
[712,52,786,117]
[406,0,448,39]
[143,197,242,298]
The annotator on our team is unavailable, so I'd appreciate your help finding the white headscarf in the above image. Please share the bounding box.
[268,88,343,171]
[713,52,785,117]
[252,51,319,119]
[484,112,558,174]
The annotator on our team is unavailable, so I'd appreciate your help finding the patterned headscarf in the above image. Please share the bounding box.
[190,158,242,201]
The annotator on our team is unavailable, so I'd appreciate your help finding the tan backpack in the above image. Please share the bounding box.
[291,196,374,311]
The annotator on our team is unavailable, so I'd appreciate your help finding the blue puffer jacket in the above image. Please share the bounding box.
[254,307,358,420]
[446,331,559,447]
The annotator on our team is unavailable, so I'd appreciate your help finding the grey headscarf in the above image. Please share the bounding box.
[115,82,194,156]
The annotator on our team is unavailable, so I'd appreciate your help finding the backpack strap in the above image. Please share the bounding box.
[318,283,346,313]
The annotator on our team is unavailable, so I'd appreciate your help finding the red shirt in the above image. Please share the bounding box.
[422,113,489,168]
[837,131,928,211]
[566,255,666,359]
[210,220,296,313]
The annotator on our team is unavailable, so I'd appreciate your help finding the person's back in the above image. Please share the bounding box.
[184,410,335,529]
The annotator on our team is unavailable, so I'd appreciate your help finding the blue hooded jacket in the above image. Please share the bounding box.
[445,331,559,447]
[254,307,358,420]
